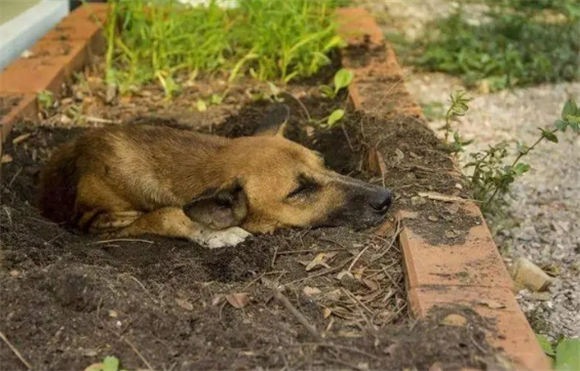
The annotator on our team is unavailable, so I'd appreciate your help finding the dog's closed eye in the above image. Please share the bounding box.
[287,175,320,199]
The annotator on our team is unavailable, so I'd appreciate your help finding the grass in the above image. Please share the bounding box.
[105,0,345,96]
[394,0,580,91]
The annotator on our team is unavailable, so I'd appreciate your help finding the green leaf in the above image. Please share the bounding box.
[210,93,223,105]
[555,339,580,371]
[327,109,345,127]
[196,99,207,112]
[536,334,555,357]
[320,85,334,98]
[513,163,530,176]
[516,142,529,154]
[555,119,568,132]
[561,100,577,120]
[333,69,353,92]
[267,82,280,97]
[102,356,120,371]
[541,129,558,143]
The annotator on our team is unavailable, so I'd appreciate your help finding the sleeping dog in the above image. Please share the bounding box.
[39,107,392,248]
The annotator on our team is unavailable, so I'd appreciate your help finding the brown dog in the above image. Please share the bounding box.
[39,109,392,248]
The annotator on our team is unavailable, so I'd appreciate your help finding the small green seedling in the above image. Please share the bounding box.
[85,356,128,371]
[309,108,346,129]
[536,335,580,371]
[37,90,54,111]
[327,109,345,127]
[196,99,208,112]
[210,93,223,105]
[320,68,353,99]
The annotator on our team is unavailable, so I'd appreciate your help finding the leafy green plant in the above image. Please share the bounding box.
[395,1,579,91]
[85,356,128,371]
[326,108,345,127]
[537,335,580,371]
[440,91,472,144]
[306,108,345,129]
[458,99,580,214]
[105,0,345,96]
[320,68,353,99]
[37,90,54,111]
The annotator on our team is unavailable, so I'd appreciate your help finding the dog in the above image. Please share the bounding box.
[39,106,393,248]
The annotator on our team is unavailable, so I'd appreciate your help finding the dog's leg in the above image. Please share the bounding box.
[89,210,144,233]
[98,207,252,248]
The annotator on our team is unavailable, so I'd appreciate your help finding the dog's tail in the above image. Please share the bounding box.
[38,141,79,227]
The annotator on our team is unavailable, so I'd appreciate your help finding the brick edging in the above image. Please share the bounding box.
[0,3,108,156]
[336,7,551,371]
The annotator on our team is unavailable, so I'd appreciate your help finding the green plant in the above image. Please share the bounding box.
[85,356,128,371]
[326,108,345,127]
[105,0,345,96]
[441,91,472,144]
[320,68,353,99]
[395,1,579,91]
[537,335,580,371]
[460,99,580,214]
[37,90,54,111]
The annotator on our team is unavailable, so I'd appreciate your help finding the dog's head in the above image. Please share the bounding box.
[184,105,393,233]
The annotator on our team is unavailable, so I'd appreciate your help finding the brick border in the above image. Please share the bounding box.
[336,7,551,371]
[0,4,551,370]
[0,3,107,156]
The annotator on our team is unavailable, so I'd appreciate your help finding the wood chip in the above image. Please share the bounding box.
[1,154,13,164]
[439,314,467,327]
[12,133,31,145]
[305,252,337,272]
[176,298,194,311]
[418,191,468,203]
[226,293,249,309]
[303,286,321,297]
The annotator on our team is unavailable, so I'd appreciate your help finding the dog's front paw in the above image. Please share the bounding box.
[195,227,252,249]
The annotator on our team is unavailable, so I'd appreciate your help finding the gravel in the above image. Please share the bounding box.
[358,0,580,340]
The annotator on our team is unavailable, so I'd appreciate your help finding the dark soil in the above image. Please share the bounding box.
[1,43,499,371]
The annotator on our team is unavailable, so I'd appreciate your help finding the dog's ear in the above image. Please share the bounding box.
[183,179,248,230]
[254,103,289,138]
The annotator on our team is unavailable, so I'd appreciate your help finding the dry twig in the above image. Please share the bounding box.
[0,331,32,370]
[273,289,324,342]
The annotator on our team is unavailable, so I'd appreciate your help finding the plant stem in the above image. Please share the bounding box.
[483,128,556,209]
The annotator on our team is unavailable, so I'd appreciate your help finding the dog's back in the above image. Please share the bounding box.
[38,141,80,226]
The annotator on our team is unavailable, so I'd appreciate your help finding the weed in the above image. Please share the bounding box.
[37,90,54,112]
[396,1,579,91]
[537,334,580,371]
[440,91,472,144]
[85,356,128,371]
[105,0,344,96]
[452,98,580,215]
[320,68,353,99]
[325,108,345,127]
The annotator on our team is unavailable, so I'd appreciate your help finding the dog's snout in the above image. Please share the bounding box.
[370,189,393,214]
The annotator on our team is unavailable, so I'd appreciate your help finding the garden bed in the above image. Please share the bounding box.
[0,4,549,371]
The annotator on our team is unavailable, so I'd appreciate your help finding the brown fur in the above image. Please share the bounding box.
[39,123,392,247]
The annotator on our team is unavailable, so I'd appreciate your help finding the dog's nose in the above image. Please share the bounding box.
[370,189,393,214]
